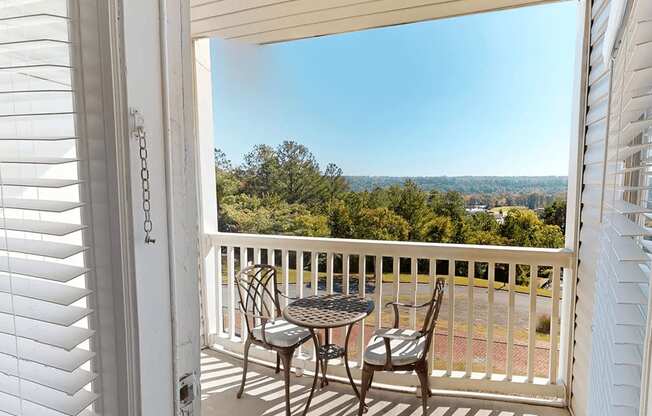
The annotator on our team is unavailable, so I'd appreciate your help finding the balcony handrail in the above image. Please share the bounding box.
[208,231,573,267]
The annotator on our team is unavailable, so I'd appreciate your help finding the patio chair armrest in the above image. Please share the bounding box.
[278,292,299,301]
[384,300,434,328]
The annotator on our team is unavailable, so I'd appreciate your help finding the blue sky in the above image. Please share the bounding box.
[211,2,578,176]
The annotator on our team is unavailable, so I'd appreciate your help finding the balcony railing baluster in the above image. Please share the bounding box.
[466,260,475,377]
[227,246,236,339]
[358,253,367,368]
[240,246,248,342]
[411,256,418,329]
[447,258,454,376]
[527,264,538,382]
[549,266,561,384]
[487,261,495,378]
[507,263,516,380]
[216,245,224,335]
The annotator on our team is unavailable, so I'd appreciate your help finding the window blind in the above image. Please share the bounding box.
[590,0,652,415]
[0,1,98,415]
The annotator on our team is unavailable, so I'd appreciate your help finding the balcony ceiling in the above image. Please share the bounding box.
[190,0,561,44]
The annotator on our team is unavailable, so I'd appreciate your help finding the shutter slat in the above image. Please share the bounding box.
[0,157,77,165]
[0,136,76,141]
[0,335,94,373]
[0,258,87,282]
[607,213,652,236]
[609,142,652,161]
[15,380,97,416]
[0,316,93,351]
[0,275,91,306]
[0,391,18,415]
[0,218,84,236]
[607,230,651,261]
[0,238,84,259]
[612,199,652,214]
[620,117,652,145]
[0,295,92,327]
[15,362,96,396]
[0,178,81,188]
[624,66,652,92]
[623,90,652,114]
[0,198,83,213]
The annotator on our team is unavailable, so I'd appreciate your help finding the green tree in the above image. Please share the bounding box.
[422,215,454,243]
[499,208,540,246]
[354,208,409,241]
[219,195,329,237]
[466,230,507,245]
[391,180,430,240]
[541,198,566,233]
[323,163,349,207]
[533,224,565,248]
[429,190,466,221]
[328,199,355,238]
[239,144,279,197]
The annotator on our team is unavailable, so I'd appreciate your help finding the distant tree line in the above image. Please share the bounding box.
[216,141,566,249]
[346,175,567,204]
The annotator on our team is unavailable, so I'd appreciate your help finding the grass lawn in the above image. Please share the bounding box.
[488,205,528,214]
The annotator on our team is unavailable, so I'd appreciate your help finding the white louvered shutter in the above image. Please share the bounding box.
[0,1,98,415]
[590,1,652,415]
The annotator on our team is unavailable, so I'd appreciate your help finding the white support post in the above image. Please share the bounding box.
[227,246,235,340]
[282,249,290,307]
[312,251,319,296]
[239,246,247,342]
[466,261,475,377]
[254,247,261,264]
[327,252,334,294]
[394,255,400,302]
[297,251,305,299]
[507,263,516,380]
[447,259,454,375]
[549,266,561,384]
[343,253,350,295]
[215,247,223,336]
[487,262,495,378]
[375,255,383,330]
[527,264,538,382]
[429,258,436,373]
[358,254,367,366]
[411,257,418,329]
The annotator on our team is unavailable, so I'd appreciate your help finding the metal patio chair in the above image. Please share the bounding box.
[235,264,319,416]
[358,278,445,415]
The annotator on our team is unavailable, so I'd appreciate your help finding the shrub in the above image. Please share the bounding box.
[536,314,551,334]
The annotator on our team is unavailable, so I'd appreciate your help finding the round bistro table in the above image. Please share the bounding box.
[283,294,374,410]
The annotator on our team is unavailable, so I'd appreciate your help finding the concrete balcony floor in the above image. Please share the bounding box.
[200,349,570,416]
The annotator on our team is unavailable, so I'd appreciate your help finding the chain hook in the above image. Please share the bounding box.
[131,109,156,244]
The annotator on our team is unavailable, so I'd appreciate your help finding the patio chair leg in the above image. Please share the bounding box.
[416,364,430,414]
[237,338,252,399]
[279,351,293,416]
[358,367,373,416]
[276,352,281,374]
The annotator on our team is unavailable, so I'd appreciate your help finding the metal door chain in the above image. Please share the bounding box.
[136,126,156,244]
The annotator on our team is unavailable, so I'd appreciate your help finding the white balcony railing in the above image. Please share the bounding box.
[202,232,573,402]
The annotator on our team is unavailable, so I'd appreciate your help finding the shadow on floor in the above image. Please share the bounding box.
[200,349,569,416]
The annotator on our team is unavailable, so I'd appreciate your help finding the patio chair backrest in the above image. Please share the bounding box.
[420,278,446,351]
[235,264,282,337]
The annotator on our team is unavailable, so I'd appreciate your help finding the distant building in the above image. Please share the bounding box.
[465,204,487,214]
